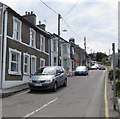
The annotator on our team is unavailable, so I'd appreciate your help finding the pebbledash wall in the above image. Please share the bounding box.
[118,2,120,68]
[0,3,4,89]
[0,2,50,89]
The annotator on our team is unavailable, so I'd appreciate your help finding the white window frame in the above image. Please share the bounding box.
[40,35,45,52]
[8,48,21,75]
[23,53,30,75]
[13,16,22,42]
[40,58,45,68]
[53,39,57,52]
[31,55,36,74]
[30,28,36,48]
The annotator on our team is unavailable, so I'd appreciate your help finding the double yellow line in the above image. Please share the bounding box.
[104,73,109,118]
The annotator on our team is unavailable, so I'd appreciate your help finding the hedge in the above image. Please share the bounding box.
[108,68,120,98]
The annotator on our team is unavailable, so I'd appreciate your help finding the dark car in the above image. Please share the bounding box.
[29,66,67,92]
[75,66,88,76]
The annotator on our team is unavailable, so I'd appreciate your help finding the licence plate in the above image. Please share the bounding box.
[35,83,42,86]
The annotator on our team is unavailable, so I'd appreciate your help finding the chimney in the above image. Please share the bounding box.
[37,21,46,31]
[69,38,75,44]
[23,11,36,25]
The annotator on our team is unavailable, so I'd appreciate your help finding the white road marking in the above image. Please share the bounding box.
[10,90,30,98]
[21,98,58,118]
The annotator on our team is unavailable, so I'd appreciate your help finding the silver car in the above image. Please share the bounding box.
[75,66,89,76]
[29,66,67,92]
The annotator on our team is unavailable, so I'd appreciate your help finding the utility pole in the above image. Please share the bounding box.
[58,14,61,66]
[112,43,116,110]
[84,37,86,66]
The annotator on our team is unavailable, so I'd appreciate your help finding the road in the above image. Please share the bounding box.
[2,70,106,117]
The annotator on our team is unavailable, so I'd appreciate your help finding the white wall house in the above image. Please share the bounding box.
[50,37,58,66]
[61,42,72,75]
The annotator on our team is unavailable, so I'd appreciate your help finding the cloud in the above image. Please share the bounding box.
[0,0,119,54]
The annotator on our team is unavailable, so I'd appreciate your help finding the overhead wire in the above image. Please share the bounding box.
[61,16,81,39]
[63,0,80,17]
[39,0,59,15]
[39,0,81,40]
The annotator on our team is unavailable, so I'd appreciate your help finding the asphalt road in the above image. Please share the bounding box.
[2,70,106,117]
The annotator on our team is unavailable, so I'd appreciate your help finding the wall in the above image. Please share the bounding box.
[0,3,3,89]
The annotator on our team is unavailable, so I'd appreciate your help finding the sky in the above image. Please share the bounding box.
[0,0,119,55]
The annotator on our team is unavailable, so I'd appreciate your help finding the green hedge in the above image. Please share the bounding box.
[108,69,120,81]
[108,68,120,98]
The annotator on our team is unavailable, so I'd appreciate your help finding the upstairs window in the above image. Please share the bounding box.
[13,17,22,41]
[53,39,57,52]
[40,35,45,52]
[63,44,67,54]
[30,28,36,48]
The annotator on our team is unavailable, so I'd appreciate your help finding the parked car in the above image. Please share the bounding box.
[98,65,106,70]
[90,63,99,70]
[75,66,88,76]
[29,66,67,92]
[90,65,98,70]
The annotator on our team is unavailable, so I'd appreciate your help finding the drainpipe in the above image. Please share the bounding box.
[1,7,7,89]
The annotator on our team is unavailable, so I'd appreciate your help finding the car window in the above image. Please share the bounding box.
[76,66,86,70]
[34,67,56,75]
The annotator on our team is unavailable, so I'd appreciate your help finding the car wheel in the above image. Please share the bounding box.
[52,82,57,92]
[63,78,67,86]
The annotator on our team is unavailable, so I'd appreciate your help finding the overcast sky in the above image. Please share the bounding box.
[1,0,119,55]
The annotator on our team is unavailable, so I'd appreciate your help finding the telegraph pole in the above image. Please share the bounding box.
[112,43,116,110]
[58,14,61,66]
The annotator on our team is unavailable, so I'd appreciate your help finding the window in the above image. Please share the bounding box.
[31,55,36,74]
[23,53,30,74]
[40,58,45,67]
[13,17,22,41]
[40,35,45,52]
[63,44,67,54]
[30,28,36,48]
[53,39,57,52]
[9,48,21,75]
[54,57,57,66]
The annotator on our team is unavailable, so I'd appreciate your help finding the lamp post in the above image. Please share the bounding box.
[58,14,61,66]
[112,43,116,110]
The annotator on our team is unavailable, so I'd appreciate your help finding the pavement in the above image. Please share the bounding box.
[107,79,119,118]
[1,74,120,118]
[1,83,29,98]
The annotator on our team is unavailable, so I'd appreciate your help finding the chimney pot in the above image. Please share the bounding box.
[31,11,33,14]
[39,21,41,25]
[25,11,27,15]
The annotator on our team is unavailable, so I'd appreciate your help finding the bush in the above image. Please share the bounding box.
[108,68,120,81]
[116,80,120,98]
[108,68,120,97]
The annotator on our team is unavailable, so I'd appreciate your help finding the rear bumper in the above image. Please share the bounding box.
[75,71,88,76]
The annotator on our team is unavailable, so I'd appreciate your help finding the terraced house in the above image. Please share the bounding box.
[0,2,51,89]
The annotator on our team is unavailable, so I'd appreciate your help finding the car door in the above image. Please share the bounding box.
[59,67,66,85]
[56,67,64,86]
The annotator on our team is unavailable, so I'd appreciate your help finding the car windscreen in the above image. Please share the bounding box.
[34,67,56,75]
[76,66,86,71]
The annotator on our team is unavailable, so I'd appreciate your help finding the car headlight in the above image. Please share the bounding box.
[45,79,53,83]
